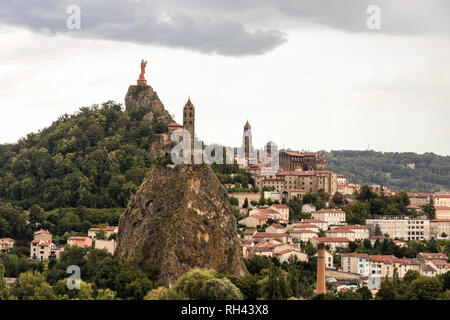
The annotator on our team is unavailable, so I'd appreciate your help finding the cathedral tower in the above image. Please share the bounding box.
[242,120,253,160]
[183,98,195,153]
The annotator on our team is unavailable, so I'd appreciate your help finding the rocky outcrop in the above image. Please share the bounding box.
[125,84,172,123]
[116,164,246,286]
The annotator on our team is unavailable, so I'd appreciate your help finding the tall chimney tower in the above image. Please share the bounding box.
[316,243,326,294]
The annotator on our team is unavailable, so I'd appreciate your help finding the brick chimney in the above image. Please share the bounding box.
[316,243,326,294]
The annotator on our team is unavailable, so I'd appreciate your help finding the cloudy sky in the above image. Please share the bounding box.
[0,0,449,155]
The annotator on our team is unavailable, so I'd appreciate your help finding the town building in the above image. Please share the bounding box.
[290,230,318,243]
[434,194,450,207]
[302,204,316,213]
[407,193,433,207]
[293,219,328,230]
[366,216,430,241]
[279,151,327,171]
[325,229,356,241]
[268,204,290,223]
[67,236,93,248]
[94,239,116,255]
[313,250,334,268]
[310,237,351,251]
[435,206,450,219]
[88,226,118,239]
[0,238,15,253]
[30,230,64,261]
[167,122,183,134]
[430,219,450,239]
[239,213,269,228]
[253,232,291,244]
[336,225,370,241]
[312,209,346,226]
[265,223,286,234]
[293,224,321,233]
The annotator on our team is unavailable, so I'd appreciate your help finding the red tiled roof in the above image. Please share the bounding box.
[326,229,354,233]
[294,224,320,229]
[248,213,270,220]
[290,230,317,234]
[369,255,403,264]
[429,260,450,267]
[254,232,289,238]
[418,252,448,260]
[313,237,351,243]
[68,236,90,241]
[274,249,293,255]
[340,225,369,230]
[315,209,345,214]
[435,206,450,210]
[270,204,289,209]
[341,252,369,258]
[167,122,182,127]
[299,219,326,224]
[282,151,316,157]
[431,219,450,222]
[267,223,284,229]
[434,194,450,198]
[243,229,257,235]
[253,209,278,215]
[34,229,51,235]
[89,226,117,231]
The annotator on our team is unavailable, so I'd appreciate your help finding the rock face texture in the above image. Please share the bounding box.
[125,84,172,124]
[116,164,246,286]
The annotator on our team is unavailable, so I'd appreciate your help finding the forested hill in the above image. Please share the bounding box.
[0,100,167,211]
[326,150,450,193]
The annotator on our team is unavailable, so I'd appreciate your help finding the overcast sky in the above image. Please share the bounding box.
[0,0,449,155]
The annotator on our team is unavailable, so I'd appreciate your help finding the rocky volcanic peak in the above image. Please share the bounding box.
[116,164,246,286]
[125,84,172,123]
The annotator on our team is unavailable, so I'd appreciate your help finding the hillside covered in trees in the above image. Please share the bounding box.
[0,101,167,211]
[326,150,450,193]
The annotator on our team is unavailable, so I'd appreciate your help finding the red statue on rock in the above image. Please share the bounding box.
[137,59,147,85]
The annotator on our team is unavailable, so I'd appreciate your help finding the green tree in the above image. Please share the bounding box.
[201,278,243,300]
[405,276,443,300]
[0,264,10,300]
[174,268,216,300]
[259,265,292,300]
[12,270,58,300]
[95,288,117,300]
[243,198,249,209]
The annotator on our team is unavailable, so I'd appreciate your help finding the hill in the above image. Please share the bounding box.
[0,85,171,211]
[326,150,450,193]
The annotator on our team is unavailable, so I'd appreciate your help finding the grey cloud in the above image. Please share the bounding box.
[0,0,449,56]
[0,0,286,56]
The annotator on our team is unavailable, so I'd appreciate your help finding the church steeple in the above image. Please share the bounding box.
[183,98,195,154]
[242,120,253,161]
[244,120,251,131]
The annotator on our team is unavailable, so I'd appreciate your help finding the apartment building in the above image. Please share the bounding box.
[430,219,450,239]
[338,225,370,241]
[435,206,450,220]
[88,226,118,239]
[312,209,346,226]
[366,216,430,241]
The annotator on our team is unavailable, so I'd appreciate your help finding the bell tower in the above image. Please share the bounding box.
[183,98,195,154]
[243,120,252,160]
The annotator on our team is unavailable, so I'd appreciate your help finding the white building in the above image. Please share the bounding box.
[366,216,430,241]
[312,209,346,226]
